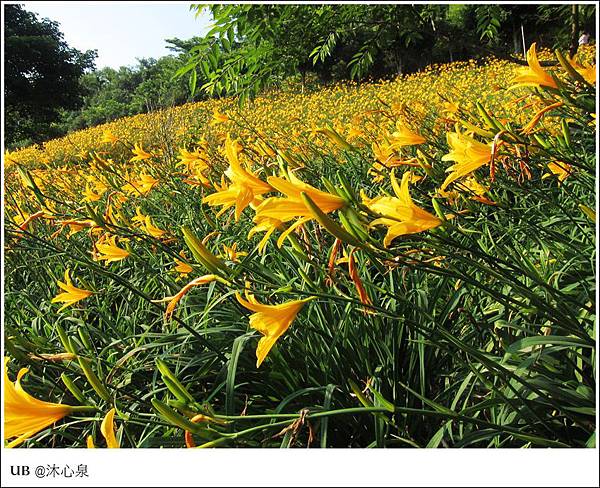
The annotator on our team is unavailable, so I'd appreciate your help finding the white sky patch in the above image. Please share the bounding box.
[21,2,211,69]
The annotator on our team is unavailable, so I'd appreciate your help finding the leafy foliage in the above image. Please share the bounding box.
[4,4,96,147]
[59,56,200,132]
[178,4,596,101]
[4,44,596,449]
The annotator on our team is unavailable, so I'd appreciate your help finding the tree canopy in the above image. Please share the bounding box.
[176,4,595,102]
[59,55,198,132]
[4,4,97,147]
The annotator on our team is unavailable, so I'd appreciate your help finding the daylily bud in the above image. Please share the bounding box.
[78,357,111,403]
[181,225,228,275]
[300,192,363,247]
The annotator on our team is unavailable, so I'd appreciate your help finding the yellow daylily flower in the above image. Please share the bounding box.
[87,408,120,448]
[543,161,572,183]
[442,101,460,116]
[143,216,165,238]
[567,55,596,85]
[211,109,230,125]
[512,43,558,89]
[203,136,273,221]
[130,143,152,162]
[575,64,596,86]
[457,177,496,205]
[135,173,159,195]
[372,141,403,167]
[178,148,211,187]
[4,357,74,448]
[254,171,345,224]
[365,171,444,247]
[100,130,118,144]
[133,209,165,238]
[95,235,130,263]
[235,293,315,367]
[347,125,365,140]
[174,251,193,278]
[220,243,248,262]
[122,172,159,196]
[51,269,93,311]
[247,216,284,254]
[388,122,426,148]
[101,408,120,448]
[82,183,102,202]
[440,131,493,190]
[178,147,208,167]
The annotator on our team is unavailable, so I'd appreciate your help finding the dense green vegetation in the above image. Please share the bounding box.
[4,4,96,146]
[3,3,597,454]
[4,4,595,148]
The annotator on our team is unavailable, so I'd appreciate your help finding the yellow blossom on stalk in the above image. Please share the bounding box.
[51,269,93,311]
[132,207,147,226]
[235,293,315,367]
[248,216,284,254]
[133,209,165,238]
[87,408,120,448]
[4,357,74,448]
[365,171,445,247]
[388,122,426,148]
[255,172,345,225]
[123,173,159,196]
[440,131,493,190]
[12,210,46,235]
[347,126,365,140]
[178,148,211,187]
[143,216,166,238]
[95,235,130,263]
[4,149,17,167]
[56,218,96,238]
[220,243,248,262]
[130,143,152,162]
[442,101,460,116]
[178,147,207,167]
[100,130,118,144]
[174,251,193,278]
[543,162,572,183]
[203,136,273,221]
[136,173,159,195]
[439,177,495,205]
[372,141,403,167]
[512,43,558,90]
[567,55,596,85]
[82,183,103,202]
[211,109,230,125]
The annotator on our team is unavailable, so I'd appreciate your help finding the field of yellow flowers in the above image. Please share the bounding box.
[4,45,596,448]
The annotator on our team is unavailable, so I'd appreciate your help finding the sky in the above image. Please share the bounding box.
[21,2,212,69]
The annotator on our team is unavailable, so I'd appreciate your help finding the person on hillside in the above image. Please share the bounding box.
[578,31,590,46]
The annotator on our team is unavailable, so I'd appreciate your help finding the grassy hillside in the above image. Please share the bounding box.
[4,45,596,448]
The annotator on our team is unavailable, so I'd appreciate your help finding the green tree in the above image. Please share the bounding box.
[177,4,595,103]
[59,55,200,132]
[3,4,96,147]
[177,4,447,101]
